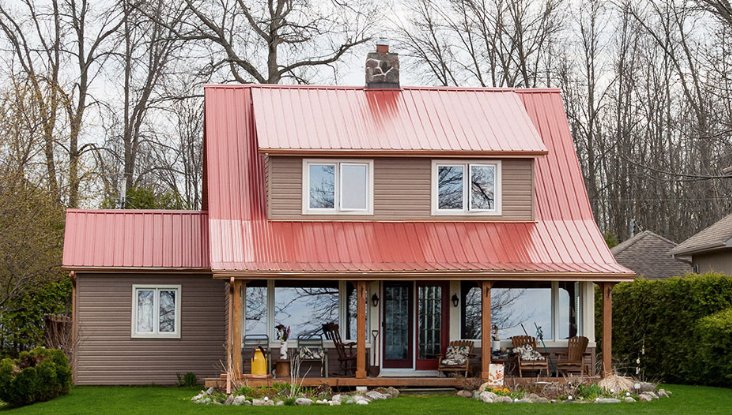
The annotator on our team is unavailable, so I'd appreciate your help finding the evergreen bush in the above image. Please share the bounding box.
[0,347,72,407]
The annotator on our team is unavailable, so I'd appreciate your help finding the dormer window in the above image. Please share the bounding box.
[432,160,502,215]
[303,159,373,214]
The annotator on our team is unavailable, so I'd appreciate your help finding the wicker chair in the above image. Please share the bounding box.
[555,336,590,376]
[511,335,549,377]
[437,340,474,377]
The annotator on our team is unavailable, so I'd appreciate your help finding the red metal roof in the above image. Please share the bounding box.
[63,210,210,270]
[250,86,547,156]
[203,85,633,279]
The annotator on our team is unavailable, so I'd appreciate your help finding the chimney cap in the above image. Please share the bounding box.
[375,37,389,46]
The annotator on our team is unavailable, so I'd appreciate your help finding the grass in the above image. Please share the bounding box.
[1,384,731,415]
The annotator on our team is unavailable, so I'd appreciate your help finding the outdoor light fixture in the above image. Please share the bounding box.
[451,294,459,307]
[371,293,380,307]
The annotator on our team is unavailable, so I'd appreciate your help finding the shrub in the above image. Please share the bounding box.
[608,273,732,386]
[176,372,198,387]
[696,308,732,387]
[0,347,72,407]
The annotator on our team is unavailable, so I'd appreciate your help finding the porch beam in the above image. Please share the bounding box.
[356,280,368,379]
[481,281,493,380]
[601,282,615,377]
[230,279,244,378]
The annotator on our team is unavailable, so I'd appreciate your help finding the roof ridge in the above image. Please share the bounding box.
[203,83,561,93]
[671,212,732,255]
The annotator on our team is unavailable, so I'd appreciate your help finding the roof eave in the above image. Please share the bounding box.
[259,148,549,158]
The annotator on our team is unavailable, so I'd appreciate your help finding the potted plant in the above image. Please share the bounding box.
[275,324,291,360]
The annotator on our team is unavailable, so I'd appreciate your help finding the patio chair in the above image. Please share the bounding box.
[322,323,356,376]
[243,334,271,375]
[297,333,328,377]
[555,336,590,376]
[511,335,549,377]
[437,340,474,377]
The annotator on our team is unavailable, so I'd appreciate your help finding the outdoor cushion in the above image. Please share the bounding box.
[514,344,545,361]
[440,345,470,366]
[298,346,324,360]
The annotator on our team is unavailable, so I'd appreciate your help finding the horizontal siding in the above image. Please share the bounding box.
[268,157,534,221]
[75,274,226,385]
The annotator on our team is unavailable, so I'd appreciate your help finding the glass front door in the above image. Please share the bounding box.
[415,282,449,370]
[382,281,449,370]
[382,282,413,368]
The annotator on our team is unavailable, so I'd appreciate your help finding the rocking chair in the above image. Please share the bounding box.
[322,323,356,376]
[555,336,590,376]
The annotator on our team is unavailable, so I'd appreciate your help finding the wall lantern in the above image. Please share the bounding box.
[371,293,380,307]
[451,294,460,307]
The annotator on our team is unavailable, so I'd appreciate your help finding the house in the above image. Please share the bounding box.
[611,231,691,279]
[62,42,634,386]
[671,213,732,275]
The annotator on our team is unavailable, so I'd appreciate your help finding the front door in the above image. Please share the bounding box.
[415,282,449,370]
[382,281,449,370]
[382,282,413,368]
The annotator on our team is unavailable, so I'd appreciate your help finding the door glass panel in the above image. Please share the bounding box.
[384,284,410,361]
[417,285,442,360]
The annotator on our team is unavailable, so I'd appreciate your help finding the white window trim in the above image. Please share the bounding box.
[131,284,182,339]
[431,160,502,216]
[302,159,374,215]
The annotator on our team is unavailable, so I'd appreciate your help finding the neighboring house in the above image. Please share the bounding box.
[611,231,691,279]
[62,43,633,386]
[671,213,732,275]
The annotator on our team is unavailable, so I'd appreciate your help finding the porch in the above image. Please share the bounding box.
[221,278,616,388]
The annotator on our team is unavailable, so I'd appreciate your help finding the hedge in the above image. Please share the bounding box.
[0,347,72,407]
[608,273,732,386]
[696,308,732,386]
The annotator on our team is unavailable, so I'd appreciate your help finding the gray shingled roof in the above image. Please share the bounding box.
[612,231,691,279]
[670,213,732,256]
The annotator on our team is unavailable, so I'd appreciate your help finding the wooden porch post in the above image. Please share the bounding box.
[481,281,493,380]
[230,279,244,377]
[356,280,367,379]
[601,282,615,377]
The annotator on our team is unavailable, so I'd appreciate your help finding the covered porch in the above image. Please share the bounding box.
[215,276,618,388]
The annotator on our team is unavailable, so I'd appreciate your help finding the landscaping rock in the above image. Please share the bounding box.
[366,391,388,400]
[252,398,274,406]
[636,382,656,393]
[624,397,636,403]
[232,395,247,406]
[331,394,343,404]
[355,398,369,405]
[224,395,235,405]
[658,389,669,398]
[295,398,313,406]
[478,391,498,403]
[315,399,330,405]
[496,396,513,403]
[532,397,550,403]
[595,398,621,404]
[276,401,284,406]
[385,387,400,398]
[206,387,215,395]
[457,390,473,398]
[638,393,654,402]
[356,386,368,392]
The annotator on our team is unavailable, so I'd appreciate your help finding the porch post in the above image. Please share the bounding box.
[481,281,493,380]
[601,282,615,377]
[230,279,243,377]
[356,280,367,379]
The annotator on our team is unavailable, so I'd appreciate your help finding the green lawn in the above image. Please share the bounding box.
[1,384,731,415]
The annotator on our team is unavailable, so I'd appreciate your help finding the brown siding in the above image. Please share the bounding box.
[268,157,534,221]
[75,274,225,385]
[693,250,732,275]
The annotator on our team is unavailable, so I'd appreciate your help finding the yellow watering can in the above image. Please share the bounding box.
[251,347,267,376]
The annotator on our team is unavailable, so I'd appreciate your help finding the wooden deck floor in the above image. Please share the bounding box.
[203,374,596,389]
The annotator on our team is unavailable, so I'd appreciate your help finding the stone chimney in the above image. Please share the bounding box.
[365,38,400,88]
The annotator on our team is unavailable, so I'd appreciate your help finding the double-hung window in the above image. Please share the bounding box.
[132,285,181,338]
[432,160,501,215]
[303,159,373,214]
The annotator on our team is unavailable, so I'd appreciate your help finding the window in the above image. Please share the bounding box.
[132,285,181,338]
[274,281,339,338]
[461,281,577,341]
[245,281,268,336]
[432,161,501,215]
[303,160,373,214]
